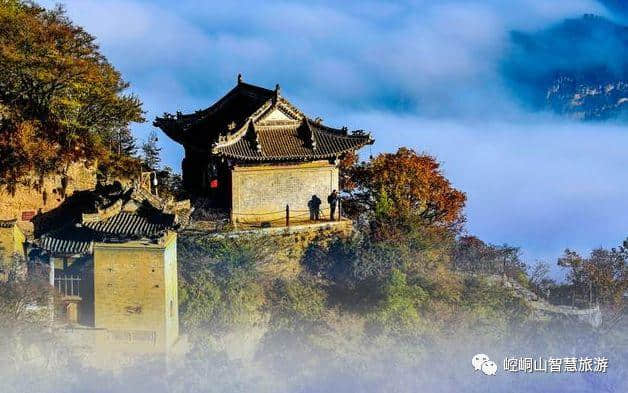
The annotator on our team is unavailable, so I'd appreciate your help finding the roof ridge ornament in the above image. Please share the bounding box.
[274,83,281,100]
[247,120,263,153]
[237,73,243,84]
[303,118,317,151]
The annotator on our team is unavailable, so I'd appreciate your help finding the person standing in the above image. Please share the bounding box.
[327,189,339,221]
[308,195,322,221]
[313,195,321,220]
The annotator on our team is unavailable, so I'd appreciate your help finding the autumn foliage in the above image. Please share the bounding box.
[558,246,627,309]
[0,1,144,190]
[338,150,359,191]
[349,147,466,228]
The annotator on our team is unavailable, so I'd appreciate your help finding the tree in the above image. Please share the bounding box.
[453,235,525,278]
[338,150,359,192]
[142,130,161,170]
[178,234,272,338]
[267,278,327,332]
[156,166,185,199]
[111,127,137,157]
[368,269,427,336]
[558,243,627,308]
[558,249,588,307]
[528,261,555,298]
[0,256,50,330]
[584,248,625,307]
[0,1,144,190]
[349,148,466,228]
[0,255,56,372]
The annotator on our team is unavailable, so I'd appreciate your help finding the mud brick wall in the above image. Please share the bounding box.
[0,224,26,262]
[93,232,179,352]
[231,161,339,224]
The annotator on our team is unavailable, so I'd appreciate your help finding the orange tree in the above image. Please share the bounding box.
[305,149,470,326]
[0,1,144,191]
[348,147,466,230]
[338,150,359,192]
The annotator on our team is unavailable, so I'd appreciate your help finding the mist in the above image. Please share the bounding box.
[1,319,625,393]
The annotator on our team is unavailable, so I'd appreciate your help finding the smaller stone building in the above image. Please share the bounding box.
[32,183,186,352]
[155,76,373,225]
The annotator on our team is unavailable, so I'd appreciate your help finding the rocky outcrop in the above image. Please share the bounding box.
[546,77,628,120]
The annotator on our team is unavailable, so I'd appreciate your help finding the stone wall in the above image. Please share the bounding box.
[231,161,339,224]
[259,220,353,280]
[0,162,96,232]
[0,223,26,262]
[201,220,354,281]
[92,232,179,352]
[164,236,179,347]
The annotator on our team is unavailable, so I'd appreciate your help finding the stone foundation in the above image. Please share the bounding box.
[203,220,353,280]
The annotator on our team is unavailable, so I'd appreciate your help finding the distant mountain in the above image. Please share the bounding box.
[545,74,628,120]
[599,0,628,18]
[503,14,628,120]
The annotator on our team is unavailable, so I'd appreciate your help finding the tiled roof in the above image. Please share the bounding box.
[38,226,94,255]
[0,219,17,228]
[213,121,372,161]
[83,211,174,238]
[35,191,179,256]
[154,81,275,146]
[37,211,174,255]
[154,78,374,161]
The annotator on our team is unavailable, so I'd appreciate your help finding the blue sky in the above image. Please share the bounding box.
[41,0,627,277]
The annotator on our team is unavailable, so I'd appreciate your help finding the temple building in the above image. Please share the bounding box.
[154,76,374,225]
[28,182,189,353]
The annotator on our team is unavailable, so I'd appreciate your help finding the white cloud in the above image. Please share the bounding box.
[39,0,608,114]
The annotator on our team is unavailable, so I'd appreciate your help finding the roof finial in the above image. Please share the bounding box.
[237,73,243,84]
[275,83,281,96]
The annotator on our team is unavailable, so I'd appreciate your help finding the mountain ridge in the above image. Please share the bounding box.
[504,14,628,120]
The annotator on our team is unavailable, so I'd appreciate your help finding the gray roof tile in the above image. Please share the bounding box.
[213,122,371,161]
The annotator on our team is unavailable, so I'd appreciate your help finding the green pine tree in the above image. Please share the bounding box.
[142,131,162,170]
[113,127,138,157]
